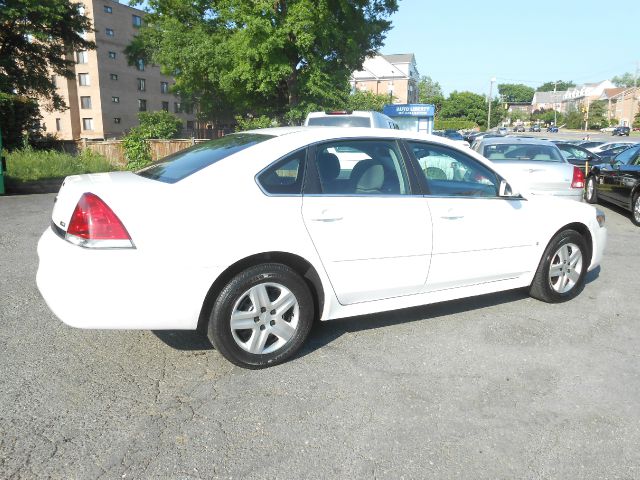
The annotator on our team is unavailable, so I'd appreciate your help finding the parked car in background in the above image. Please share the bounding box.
[555,142,604,167]
[597,144,635,163]
[305,110,399,129]
[585,144,640,225]
[513,125,525,133]
[441,129,470,147]
[588,141,636,154]
[547,126,559,133]
[37,127,607,368]
[574,140,605,150]
[600,126,616,133]
[497,127,508,135]
[473,137,585,202]
[612,126,630,136]
[530,124,541,132]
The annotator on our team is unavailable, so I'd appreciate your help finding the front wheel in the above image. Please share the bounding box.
[585,176,598,204]
[632,194,640,226]
[529,230,588,303]
[207,263,314,369]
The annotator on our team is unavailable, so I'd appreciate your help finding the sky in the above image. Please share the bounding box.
[381,0,640,96]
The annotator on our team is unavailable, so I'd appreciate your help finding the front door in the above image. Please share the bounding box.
[302,139,432,305]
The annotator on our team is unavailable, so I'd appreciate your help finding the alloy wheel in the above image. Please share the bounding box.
[548,242,583,294]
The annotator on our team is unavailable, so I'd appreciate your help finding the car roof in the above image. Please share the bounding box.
[245,126,452,144]
[477,136,557,147]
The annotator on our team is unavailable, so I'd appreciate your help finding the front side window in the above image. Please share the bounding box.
[137,133,274,184]
[258,150,306,195]
[314,140,409,195]
[558,145,587,160]
[408,142,499,197]
[614,146,640,165]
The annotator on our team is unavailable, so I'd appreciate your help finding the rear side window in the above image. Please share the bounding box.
[307,116,371,127]
[257,149,306,195]
[137,134,273,184]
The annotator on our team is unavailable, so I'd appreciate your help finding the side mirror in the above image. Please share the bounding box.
[586,154,594,161]
[499,180,519,197]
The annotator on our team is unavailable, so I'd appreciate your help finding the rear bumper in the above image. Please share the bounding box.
[36,227,218,330]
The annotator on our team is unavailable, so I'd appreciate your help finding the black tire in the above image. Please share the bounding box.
[631,193,640,227]
[529,229,588,303]
[585,176,598,204]
[207,263,314,369]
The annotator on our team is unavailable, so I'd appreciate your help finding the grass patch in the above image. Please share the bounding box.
[5,148,119,182]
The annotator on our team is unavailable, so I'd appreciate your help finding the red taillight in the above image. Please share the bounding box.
[571,166,585,189]
[67,193,131,241]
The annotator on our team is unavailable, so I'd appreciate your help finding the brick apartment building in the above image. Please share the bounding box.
[350,53,420,105]
[41,0,196,140]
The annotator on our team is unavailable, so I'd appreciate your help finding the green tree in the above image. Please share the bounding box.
[0,0,95,111]
[633,112,640,130]
[612,72,636,88]
[346,90,390,112]
[537,80,575,92]
[440,91,488,128]
[417,75,445,115]
[127,0,398,125]
[0,93,41,151]
[587,100,608,130]
[497,83,535,103]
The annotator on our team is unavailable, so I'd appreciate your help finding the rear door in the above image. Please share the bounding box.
[602,146,640,204]
[301,138,432,305]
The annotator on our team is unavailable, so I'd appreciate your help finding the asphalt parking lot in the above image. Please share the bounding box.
[1,192,639,479]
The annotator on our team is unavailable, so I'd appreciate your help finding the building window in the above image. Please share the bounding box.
[138,99,147,111]
[106,28,114,37]
[110,73,118,80]
[160,81,169,94]
[184,103,193,114]
[104,5,112,13]
[137,78,146,91]
[108,51,117,59]
[78,73,90,86]
[51,75,57,87]
[80,96,92,109]
[55,118,61,131]
[161,101,169,112]
[132,15,142,27]
[136,59,145,71]
[76,51,88,64]
[174,102,181,113]
[82,118,94,131]
[114,118,121,124]
[112,96,119,103]
[186,120,194,130]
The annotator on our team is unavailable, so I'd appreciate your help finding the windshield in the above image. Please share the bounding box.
[136,133,273,183]
[483,144,564,162]
[307,116,371,127]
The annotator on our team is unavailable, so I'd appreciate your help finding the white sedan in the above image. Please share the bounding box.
[37,128,607,368]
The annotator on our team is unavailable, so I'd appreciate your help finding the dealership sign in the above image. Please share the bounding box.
[383,104,435,117]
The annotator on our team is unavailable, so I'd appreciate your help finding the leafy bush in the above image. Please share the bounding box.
[6,148,115,182]
[122,111,182,170]
[434,119,476,131]
[0,93,41,151]
[235,115,278,131]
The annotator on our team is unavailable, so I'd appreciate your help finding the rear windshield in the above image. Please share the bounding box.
[307,116,371,127]
[483,144,564,162]
[137,133,273,183]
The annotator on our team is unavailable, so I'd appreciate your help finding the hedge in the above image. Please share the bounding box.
[434,119,477,131]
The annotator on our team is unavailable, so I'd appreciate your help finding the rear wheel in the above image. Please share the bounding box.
[529,229,588,303]
[585,176,598,204]
[207,263,314,369]
[632,193,640,226]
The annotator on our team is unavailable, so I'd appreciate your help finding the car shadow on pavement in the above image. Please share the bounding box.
[152,270,600,355]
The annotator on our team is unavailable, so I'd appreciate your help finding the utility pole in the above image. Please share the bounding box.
[553,81,558,127]
[487,77,496,130]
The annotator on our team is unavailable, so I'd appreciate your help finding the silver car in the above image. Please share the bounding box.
[473,137,585,201]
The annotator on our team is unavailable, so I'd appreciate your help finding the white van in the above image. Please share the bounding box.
[304,110,399,129]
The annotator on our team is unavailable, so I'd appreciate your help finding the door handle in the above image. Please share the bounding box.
[311,209,343,222]
[440,209,464,220]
